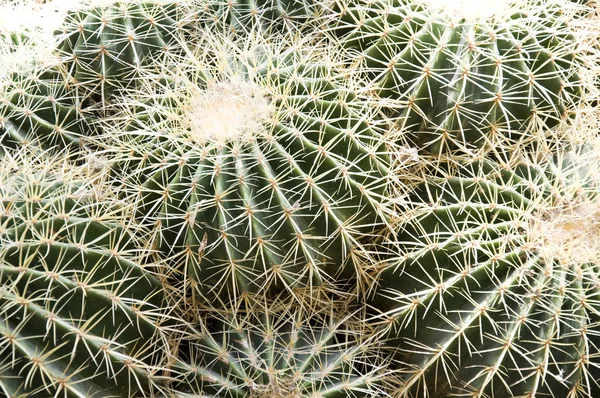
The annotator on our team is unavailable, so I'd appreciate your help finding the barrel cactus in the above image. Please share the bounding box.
[0,150,173,397]
[0,67,92,152]
[372,141,600,397]
[194,0,321,36]
[55,0,195,102]
[327,0,592,154]
[172,295,393,397]
[96,31,398,306]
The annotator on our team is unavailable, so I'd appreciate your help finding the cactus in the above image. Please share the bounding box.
[327,0,591,154]
[0,67,93,153]
[0,1,92,154]
[194,0,321,36]
[0,149,173,397]
[55,0,195,103]
[172,295,393,397]
[96,31,397,306]
[372,141,600,397]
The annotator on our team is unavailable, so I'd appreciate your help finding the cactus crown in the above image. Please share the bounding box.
[93,29,398,306]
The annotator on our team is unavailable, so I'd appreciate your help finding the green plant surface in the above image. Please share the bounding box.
[171,295,395,397]
[0,150,173,398]
[326,0,594,155]
[55,0,195,102]
[0,67,92,153]
[371,141,600,397]
[95,31,401,307]
[193,0,322,36]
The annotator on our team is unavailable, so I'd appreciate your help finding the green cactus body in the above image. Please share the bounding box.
[0,152,171,397]
[174,297,391,397]
[99,33,395,305]
[328,0,586,154]
[195,0,320,35]
[55,0,193,101]
[373,144,600,397]
[0,68,90,152]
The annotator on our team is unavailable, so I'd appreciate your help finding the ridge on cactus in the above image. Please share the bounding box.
[0,148,175,398]
[192,0,323,36]
[54,0,196,103]
[0,66,93,153]
[371,138,600,397]
[93,29,404,307]
[325,0,595,155]
[172,294,396,397]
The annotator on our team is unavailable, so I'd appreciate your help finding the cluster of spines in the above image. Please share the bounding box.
[171,294,396,397]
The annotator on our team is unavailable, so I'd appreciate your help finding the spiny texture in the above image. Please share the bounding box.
[97,32,398,307]
[372,143,600,397]
[173,296,394,397]
[327,0,590,154]
[0,1,80,87]
[0,68,91,152]
[0,150,172,398]
[193,0,321,36]
[55,0,195,102]
[0,2,85,154]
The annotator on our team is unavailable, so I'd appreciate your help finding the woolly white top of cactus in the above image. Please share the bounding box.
[534,200,600,266]
[100,32,315,148]
[184,78,273,144]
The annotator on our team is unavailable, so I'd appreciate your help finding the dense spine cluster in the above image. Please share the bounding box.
[173,296,394,397]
